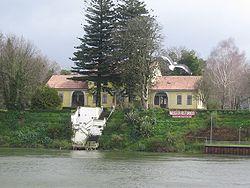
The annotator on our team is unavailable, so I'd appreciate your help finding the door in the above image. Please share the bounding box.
[72,91,84,107]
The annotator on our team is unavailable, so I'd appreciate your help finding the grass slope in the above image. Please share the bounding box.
[0,110,72,149]
[99,109,250,153]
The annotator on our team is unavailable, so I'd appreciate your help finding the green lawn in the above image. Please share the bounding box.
[99,109,250,153]
[0,110,73,149]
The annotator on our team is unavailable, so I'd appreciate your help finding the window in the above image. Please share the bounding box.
[102,94,107,104]
[154,96,159,105]
[58,92,64,102]
[177,95,182,105]
[187,95,192,105]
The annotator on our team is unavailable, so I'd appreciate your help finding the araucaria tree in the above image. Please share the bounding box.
[72,0,117,107]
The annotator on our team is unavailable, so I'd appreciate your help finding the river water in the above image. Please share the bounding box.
[0,148,249,188]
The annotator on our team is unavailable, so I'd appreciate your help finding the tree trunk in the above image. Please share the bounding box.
[141,75,149,110]
[96,76,102,107]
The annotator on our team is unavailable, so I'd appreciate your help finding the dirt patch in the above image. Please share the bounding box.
[186,127,249,141]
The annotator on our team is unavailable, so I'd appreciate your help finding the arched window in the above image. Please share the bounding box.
[154,92,168,108]
[72,91,84,107]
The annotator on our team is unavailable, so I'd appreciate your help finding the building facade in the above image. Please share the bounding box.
[150,76,205,110]
[47,75,205,110]
[47,75,115,108]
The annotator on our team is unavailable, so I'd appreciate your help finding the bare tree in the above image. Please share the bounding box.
[199,38,249,109]
[0,34,57,110]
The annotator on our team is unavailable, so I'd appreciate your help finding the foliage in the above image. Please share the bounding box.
[144,133,185,152]
[71,0,118,107]
[0,110,72,148]
[12,124,52,147]
[99,108,250,152]
[125,109,156,138]
[114,0,149,102]
[0,33,58,110]
[116,0,148,24]
[31,86,61,110]
[117,15,162,109]
[162,47,205,76]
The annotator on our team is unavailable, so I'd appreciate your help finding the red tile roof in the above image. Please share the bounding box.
[152,76,201,91]
[47,75,88,89]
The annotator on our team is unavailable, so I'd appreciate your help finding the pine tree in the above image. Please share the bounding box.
[116,0,148,26]
[72,0,117,107]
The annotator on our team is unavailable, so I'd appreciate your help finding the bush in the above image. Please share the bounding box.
[144,133,185,152]
[99,134,125,150]
[111,134,124,148]
[0,135,10,146]
[31,86,61,110]
[125,109,155,139]
[11,124,53,147]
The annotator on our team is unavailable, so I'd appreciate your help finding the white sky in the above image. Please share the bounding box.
[0,0,250,68]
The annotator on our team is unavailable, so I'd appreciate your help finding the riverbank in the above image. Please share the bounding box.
[1,109,250,153]
[0,110,72,149]
[99,108,250,153]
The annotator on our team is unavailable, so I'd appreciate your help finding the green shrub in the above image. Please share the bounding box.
[144,133,185,152]
[31,86,61,110]
[46,120,73,140]
[99,133,128,150]
[0,135,10,146]
[125,109,155,139]
[11,124,53,147]
[184,142,204,153]
[111,134,124,148]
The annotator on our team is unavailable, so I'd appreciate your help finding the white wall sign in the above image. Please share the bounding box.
[169,110,196,118]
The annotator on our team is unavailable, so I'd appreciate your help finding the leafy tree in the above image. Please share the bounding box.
[118,16,162,109]
[71,0,117,107]
[114,0,149,102]
[163,47,205,76]
[0,34,53,110]
[31,86,61,110]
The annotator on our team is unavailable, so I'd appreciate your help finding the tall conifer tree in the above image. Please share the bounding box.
[72,0,117,107]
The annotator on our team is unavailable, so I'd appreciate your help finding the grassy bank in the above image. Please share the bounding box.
[0,110,72,149]
[1,108,249,152]
[99,108,250,153]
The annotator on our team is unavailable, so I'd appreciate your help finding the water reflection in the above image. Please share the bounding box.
[0,148,250,188]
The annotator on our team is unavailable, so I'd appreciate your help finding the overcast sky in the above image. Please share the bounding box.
[1,0,250,69]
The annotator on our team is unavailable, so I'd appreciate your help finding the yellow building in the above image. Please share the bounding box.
[150,76,205,110]
[47,75,205,110]
[47,75,115,108]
